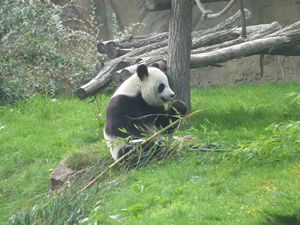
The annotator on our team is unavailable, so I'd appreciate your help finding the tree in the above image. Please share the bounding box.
[168,0,193,112]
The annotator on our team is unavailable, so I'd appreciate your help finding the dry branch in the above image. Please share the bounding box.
[193,8,251,37]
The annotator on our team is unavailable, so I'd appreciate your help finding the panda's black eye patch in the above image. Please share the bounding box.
[158,83,165,93]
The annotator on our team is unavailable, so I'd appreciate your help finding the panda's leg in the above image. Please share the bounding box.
[118,143,144,169]
[118,140,160,169]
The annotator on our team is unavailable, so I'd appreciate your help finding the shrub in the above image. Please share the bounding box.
[0,0,99,103]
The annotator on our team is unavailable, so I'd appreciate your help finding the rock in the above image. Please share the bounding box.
[50,163,74,191]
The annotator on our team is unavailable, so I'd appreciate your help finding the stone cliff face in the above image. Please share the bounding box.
[95,0,300,39]
[55,0,300,41]
[56,0,300,85]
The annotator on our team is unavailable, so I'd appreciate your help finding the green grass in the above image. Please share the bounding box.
[0,96,108,223]
[1,82,300,224]
[89,156,300,225]
[190,82,300,146]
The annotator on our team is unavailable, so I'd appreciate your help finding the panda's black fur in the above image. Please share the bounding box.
[104,64,187,161]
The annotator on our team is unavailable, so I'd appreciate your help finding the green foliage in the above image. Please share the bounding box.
[0,0,98,103]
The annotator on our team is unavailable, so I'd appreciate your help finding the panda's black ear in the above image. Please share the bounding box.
[151,63,160,69]
[137,64,148,81]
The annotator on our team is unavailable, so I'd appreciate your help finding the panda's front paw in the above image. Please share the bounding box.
[171,100,187,116]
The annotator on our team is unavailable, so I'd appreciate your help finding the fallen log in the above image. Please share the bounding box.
[76,60,131,99]
[190,37,285,67]
[97,41,109,54]
[192,29,240,49]
[97,32,168,54]
[133,23,275,63]
[111,64,139,85]
[98,9,251,58]
[126,28,242,65]
[247,22,283,39]
[190,21,300,67]
[106,47,133,59]
[268,45,300,56]
[93,26,262,86]
[192,22,282,54]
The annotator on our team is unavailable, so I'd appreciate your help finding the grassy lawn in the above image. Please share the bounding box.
[1,82,300,224]
[0,97,106,223]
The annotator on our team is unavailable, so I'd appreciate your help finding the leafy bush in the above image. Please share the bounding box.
[0,0,99,103]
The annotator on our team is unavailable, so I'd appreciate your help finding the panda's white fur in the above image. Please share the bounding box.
[113,67,174,106]
[103,131,123,160]
[104,64,186,161]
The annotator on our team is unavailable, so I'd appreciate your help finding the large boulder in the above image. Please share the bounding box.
[50,163,74,191]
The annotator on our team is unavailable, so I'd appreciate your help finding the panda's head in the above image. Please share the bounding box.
[137,64,174,107]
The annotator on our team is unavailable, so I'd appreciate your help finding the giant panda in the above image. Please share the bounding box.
[104,64,187,161]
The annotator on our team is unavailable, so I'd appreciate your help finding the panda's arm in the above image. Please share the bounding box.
[105,96,132,138]
[168,100,188,116]
[105,95,146,138]
[154,100,187,134]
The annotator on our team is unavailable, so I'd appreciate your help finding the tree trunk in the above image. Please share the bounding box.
[93,0,110,40]
[168,0,192,112]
